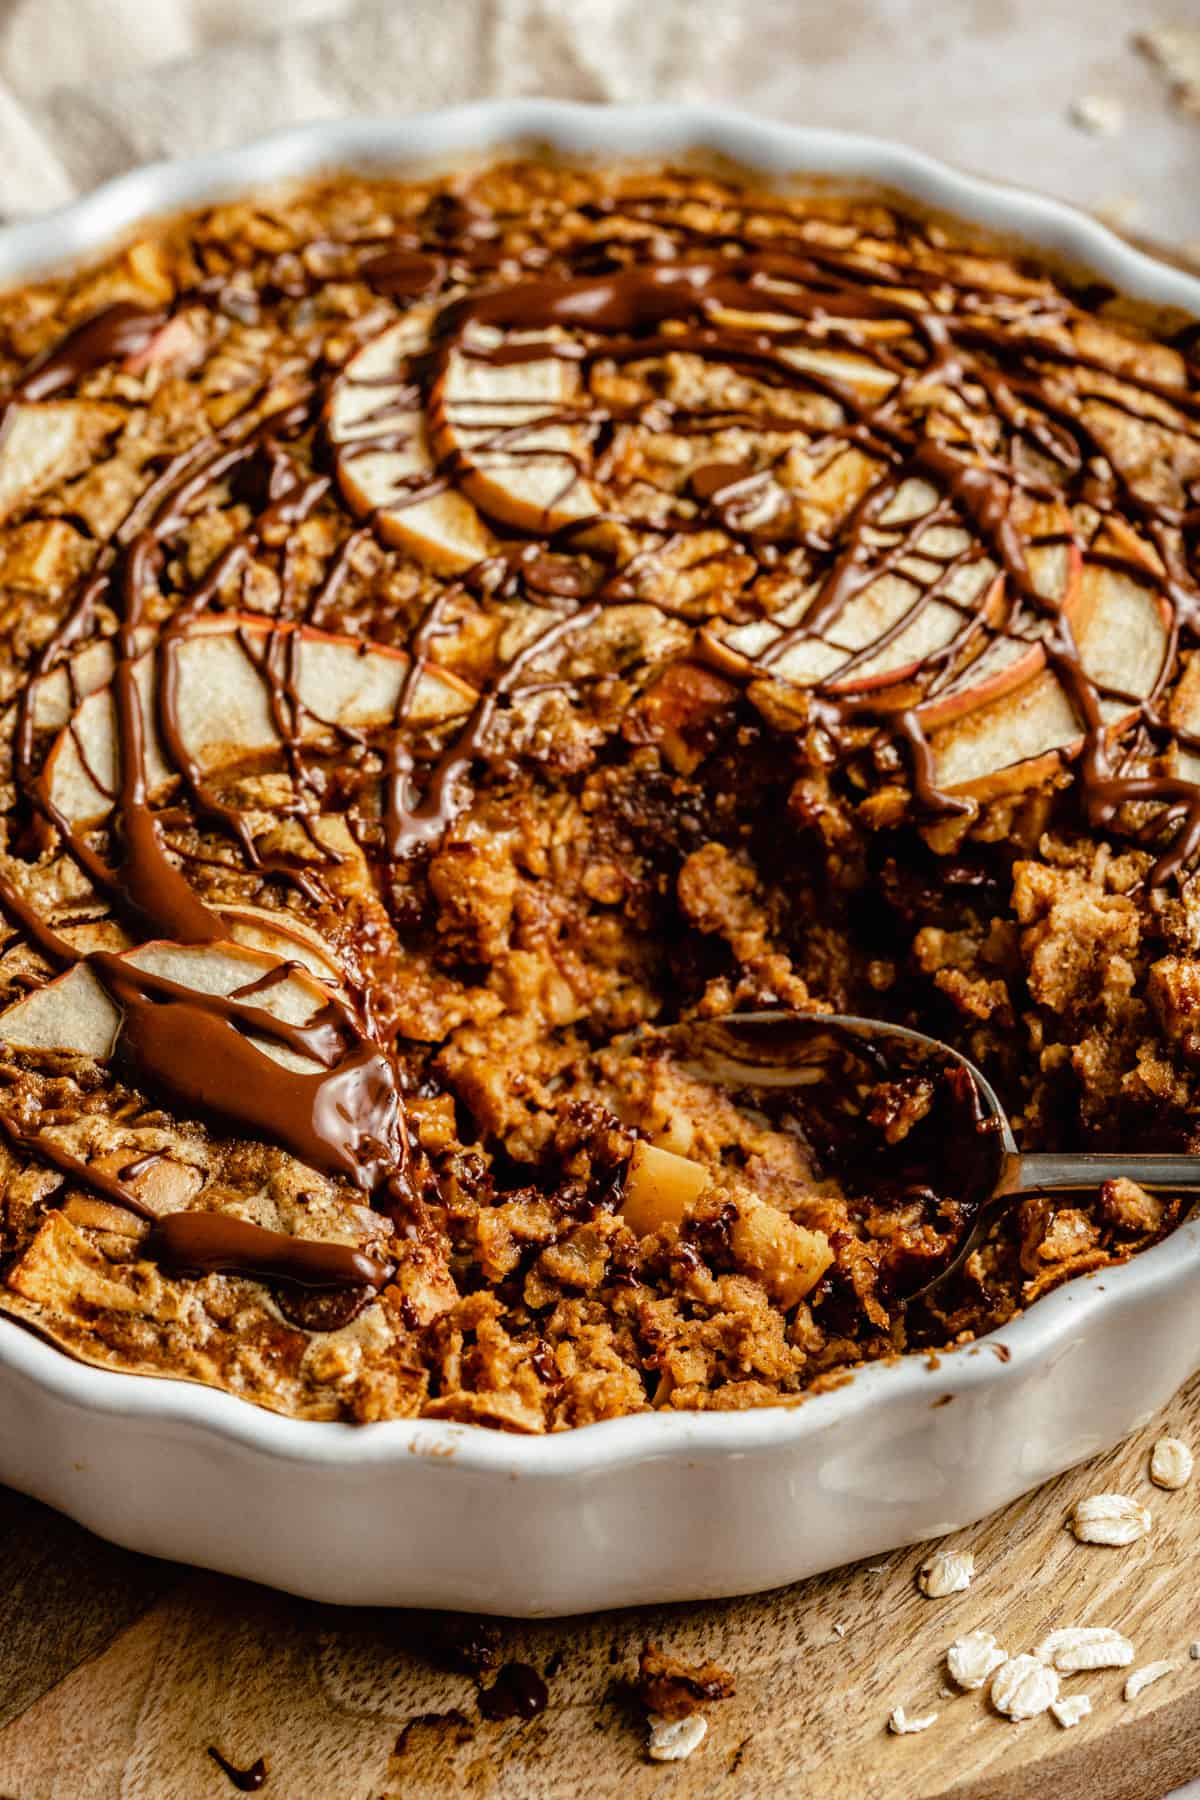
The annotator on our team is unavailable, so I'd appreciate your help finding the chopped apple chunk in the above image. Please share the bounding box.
[620,1143,832,1304]
[0,401,125,521]
[730,1196,833,1309]
[621,1141,711,1236]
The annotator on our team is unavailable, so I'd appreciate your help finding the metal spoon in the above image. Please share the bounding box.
[651,1010,1200,1311]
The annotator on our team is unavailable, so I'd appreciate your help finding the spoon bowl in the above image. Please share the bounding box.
[648,1009,1199,1313]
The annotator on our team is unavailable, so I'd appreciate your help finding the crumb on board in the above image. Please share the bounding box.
[889,1705,938,1735]
[636,1641,736,1722]
[647,1713,708,1762]
[1124,1660,1179,1701]
[1051,1694,1093,1729]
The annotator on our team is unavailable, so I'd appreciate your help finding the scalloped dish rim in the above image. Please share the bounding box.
[0,98,1197,1485]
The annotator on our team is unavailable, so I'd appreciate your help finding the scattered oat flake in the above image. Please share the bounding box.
[1124,1660,1178,1701]
[889,1706,938,1735]
[918,1549,974,1597]
[1070,94,1124,135]
[647,1713,708,1761]
[990,1654,1059,1721]
[832,1623,846,1638]
[1150,1436,1193,1489]
[947,1631,1008,1690]
[1069,1493,1152,1546]
[1034,1626,1134,1672]
[1051,1694,1093,1730]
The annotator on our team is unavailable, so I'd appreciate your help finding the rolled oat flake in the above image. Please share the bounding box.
[947,1631,1008,1690]
[1034,1626,1134,1672]
[1124,1660,1178,1701]
[918,1549,974,1598]
[990,1654,1059,1721]
[647,1714,708,1761]
[1069,1493,1152,1545]
[1149,1436,1194,1489]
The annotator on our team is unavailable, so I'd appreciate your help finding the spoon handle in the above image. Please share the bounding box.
[1003,1152,1200,1196]
[903,1152,1200,1322]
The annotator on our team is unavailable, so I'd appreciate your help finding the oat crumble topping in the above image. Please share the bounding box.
[0,158,1194,1425]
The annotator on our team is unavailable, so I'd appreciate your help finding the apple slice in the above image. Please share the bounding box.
[780,342,900,397]
[15,625,158,740]
[913,539,1083,730]
[716,475,986,689]
[704,294,900,398]
[928,665,1082,797]
[122,313,204,378]
[217,904,344,985]
[717,477,998,692]
[0,938,336,1073]
[43,614,477,830]
[46,646,167,825]
[0,401,126,522]
[0,880,343,985]
[327,309,495,573]
[1167,653,1200,787]
[0,960,120,1058]
[719,565,993,691]
[715,481,1083,729]
[929,561,1171,797]
[427,328,601,533]
[725,559,1004,694]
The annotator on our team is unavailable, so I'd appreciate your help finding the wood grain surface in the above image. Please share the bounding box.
[2,1377,1200,1800]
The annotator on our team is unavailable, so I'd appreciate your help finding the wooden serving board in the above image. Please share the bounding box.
[2,1378,1200,1800]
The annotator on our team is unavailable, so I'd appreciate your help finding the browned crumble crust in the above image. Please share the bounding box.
[637,1641,737,1720]
[0,160,1191,1427]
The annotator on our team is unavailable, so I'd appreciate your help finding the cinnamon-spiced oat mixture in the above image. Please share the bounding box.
[0,158,1193,1425]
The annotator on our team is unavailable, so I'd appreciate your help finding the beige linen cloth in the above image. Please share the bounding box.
[0,0,1194,244]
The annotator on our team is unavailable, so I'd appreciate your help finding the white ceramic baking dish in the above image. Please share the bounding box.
[1,101,1198,1616]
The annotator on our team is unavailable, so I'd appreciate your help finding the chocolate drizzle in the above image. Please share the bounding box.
[0,318,410,1294]
[333,219,1200,864]
[10,302,166,403]
[206,1748,267,1792]
[92,951,405,1191]
[477,1661,549,1722]
[0,166,1197,1306]
[110,535,227,946]
[154,1213,390,1289]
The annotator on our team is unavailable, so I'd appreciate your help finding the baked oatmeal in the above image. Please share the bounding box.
[0,158,1193,1426]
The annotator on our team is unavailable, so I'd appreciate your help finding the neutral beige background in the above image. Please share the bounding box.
[0,0,1194,246]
